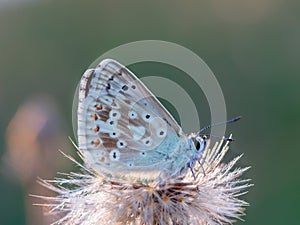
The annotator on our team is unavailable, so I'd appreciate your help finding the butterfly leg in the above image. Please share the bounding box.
[187,159,197,180]
[188,152,206,180]
[199,162,206,176]
[197,158,206,176]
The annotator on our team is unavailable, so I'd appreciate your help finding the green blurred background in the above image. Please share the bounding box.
[0,0,299,224]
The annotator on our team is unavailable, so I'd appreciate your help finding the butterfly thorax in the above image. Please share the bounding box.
[158,133,196,179]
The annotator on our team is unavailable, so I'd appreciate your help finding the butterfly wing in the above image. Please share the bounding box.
[78,59,187,178]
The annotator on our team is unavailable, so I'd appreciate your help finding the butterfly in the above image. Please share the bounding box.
[77,59,209,180]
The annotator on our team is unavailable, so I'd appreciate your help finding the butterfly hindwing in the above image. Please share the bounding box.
[78,59,184,176]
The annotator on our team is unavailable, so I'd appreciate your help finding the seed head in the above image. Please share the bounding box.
[34,138,251,225]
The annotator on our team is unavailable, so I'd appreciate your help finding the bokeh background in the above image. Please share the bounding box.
[0,0,299,224]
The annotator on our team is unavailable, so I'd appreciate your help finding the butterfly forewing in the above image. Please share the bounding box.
[78,59,185,177]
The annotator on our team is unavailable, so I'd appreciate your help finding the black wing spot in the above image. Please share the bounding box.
[122,85,129,91]
[163,118,172,126]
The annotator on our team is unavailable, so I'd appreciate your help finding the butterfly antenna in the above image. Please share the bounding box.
[203,133,235,142]
[197,116,242,135]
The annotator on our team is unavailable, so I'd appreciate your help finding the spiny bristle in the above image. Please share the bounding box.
[34,137,251,225]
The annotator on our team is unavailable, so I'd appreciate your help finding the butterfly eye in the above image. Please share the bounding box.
[194,138,206,152]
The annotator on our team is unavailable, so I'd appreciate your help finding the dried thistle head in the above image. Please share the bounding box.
[34,138,251,225]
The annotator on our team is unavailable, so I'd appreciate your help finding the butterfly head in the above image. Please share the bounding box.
[188,133,209,154]
[184,133,210,179]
